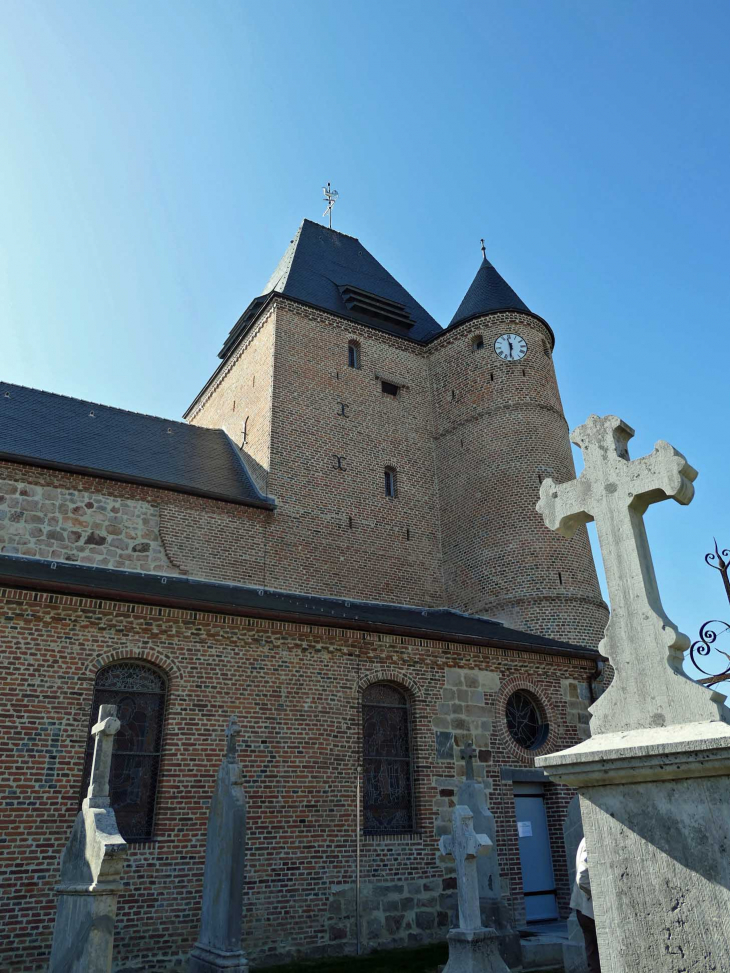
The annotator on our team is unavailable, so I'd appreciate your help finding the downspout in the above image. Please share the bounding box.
[588,658,605,704]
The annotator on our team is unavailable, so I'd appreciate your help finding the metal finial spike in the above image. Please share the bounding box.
[480,238,486,259]
[322,182,339,229]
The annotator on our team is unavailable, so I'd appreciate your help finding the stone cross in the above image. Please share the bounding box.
[87,703,121,806]
[226,714,242,762]
[460,742,477,781]
[537,414,726,734]
[439,805,492,931]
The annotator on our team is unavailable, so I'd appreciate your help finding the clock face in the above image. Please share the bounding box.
[494,333,527,362]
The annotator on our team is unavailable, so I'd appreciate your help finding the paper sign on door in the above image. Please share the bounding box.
[517,821,533,838]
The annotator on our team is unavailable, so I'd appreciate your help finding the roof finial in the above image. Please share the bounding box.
[322,182,339,229]
[480,238,486,259]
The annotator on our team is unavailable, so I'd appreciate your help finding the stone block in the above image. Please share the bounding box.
[435,731,454,761]
[415,910,435,931]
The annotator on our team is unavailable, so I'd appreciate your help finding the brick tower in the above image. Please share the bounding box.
[187,221,607,648]
[430,253,607,646]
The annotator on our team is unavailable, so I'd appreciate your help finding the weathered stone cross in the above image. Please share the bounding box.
[226,715,242,762]
[537,414,726,734]
[439,806,492,931]
[460,742,477,781]
[87,703,121,807]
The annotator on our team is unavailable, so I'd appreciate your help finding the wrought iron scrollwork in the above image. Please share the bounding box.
[688,541,730,687]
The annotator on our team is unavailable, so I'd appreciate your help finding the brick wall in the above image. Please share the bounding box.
[429,311,607,648]
[187,297,607,647]
[0,584,593,971]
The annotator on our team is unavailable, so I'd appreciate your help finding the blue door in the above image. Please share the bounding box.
[514,793,558,921]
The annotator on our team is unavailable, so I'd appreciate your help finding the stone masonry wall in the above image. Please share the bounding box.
[0,478,178,573]
[0,582,595,971]
[0,461,271,586]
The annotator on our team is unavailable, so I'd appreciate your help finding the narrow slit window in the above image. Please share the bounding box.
[348,341,361,369]
[384,467,397,498]
[472,335,485,352]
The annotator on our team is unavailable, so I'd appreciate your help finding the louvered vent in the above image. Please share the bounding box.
[340,285,415,330]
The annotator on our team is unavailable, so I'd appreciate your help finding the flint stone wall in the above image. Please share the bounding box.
[0,480,179,574]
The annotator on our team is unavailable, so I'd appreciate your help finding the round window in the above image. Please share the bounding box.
[505,690,549,750]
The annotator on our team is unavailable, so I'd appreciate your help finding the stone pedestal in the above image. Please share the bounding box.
[443,928,508,973]
[49,705,128,973]
[540,722,730,972]
[189,717,248,973]
[456,777,520,969]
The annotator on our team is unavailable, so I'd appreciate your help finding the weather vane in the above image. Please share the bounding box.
[323,182,339,229]
[480,238,486,259]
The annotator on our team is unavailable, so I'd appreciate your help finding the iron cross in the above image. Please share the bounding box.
[537,414,724,734]
[460,741,477,781]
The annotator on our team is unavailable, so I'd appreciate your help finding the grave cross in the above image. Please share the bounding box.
[87,704,120,806]
[460,741,477,781]
[226,715,242,762]
[439,805,491,931]
[537,414,725,734]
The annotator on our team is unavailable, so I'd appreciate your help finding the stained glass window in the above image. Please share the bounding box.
[80,662,167,841]
[362,683,414,834]
[505,690,548,750]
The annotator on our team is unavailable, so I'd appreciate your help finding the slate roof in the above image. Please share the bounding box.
[219,219,443,358]
[0,554,598,659]
[0,383,275,509]
[449,255,530,327]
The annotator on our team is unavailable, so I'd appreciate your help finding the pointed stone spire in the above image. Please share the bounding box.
[450,252,530,327]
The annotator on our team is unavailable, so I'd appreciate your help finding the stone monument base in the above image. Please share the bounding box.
[481,899,521,970]
[443,927,510,973]
[188,943,249,972]
[539,720,730,972]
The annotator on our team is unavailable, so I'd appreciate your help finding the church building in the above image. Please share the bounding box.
[0,219,607,970]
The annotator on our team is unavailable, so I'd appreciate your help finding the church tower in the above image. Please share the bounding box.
[430,252,608,647]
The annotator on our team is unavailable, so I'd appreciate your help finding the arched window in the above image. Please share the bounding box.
[362,683,414,834]
[384,466,397,498]
[80,662,167,841]
[471,334,485,352]
[348,340,361,369]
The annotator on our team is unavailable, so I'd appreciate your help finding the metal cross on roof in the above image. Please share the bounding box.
[480,238,486,259]
[322,182,339,229]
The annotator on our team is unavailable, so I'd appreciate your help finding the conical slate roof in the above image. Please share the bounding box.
[449,255,530,327]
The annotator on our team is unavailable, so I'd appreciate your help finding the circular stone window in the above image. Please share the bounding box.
[505,690,549,750]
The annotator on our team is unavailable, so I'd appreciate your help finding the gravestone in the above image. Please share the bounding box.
[456,744,520,969]
[536,414,730,972]
[561,796,587,973]
[439,805,509,973]
[189,716,249,973]
[49,704,128,973]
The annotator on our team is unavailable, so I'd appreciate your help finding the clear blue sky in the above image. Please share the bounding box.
[2,1,729,671]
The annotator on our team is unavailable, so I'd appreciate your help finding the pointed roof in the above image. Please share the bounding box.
[449,254,530,328]
[219,220,442,358]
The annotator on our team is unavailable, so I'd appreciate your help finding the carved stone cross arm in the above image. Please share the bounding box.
[439,805,491,931]
[536,414,727,734]
[87,703,121,806]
